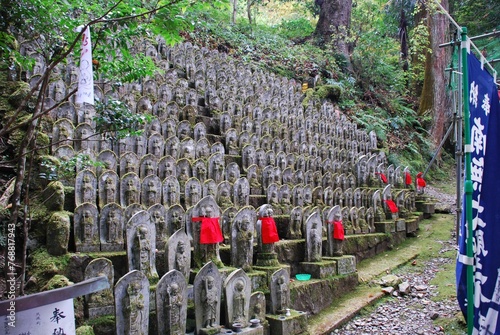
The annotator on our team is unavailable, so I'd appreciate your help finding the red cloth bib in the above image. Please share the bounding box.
[376,172,388,183]
[329,220,345,240]
[405,172,412,186]
[193,217,223,244]
[260,217,279,244]
[384,200,399,213]
[417,177,426,188]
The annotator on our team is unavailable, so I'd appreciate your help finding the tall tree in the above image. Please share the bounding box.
[417,0,451,146]
[314,0,353,71]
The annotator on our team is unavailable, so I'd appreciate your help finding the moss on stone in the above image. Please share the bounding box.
[316,84,342,102]
[302,84,342,109]
[42,180,66,211]
[46,210,71,256]
[41,274,73,291]
[28,248,72,291]
[35,132,50,156]
[7,81,30,108]
[87,314,115,326]
[86,315,116,335]
[76,325,95,335]
[301,88,315,108]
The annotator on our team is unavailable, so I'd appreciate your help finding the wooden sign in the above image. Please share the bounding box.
[0,276,108,335]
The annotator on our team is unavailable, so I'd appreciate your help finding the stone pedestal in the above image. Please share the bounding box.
[374,221,394,233]
[253,263,290,288]
[415,197,436,218]
[247,269,270,292]
[255,252,280,267]
[395,219,406,232]
[217,323,265,335]
[266,310,308,335]
[299,259,337,279]
[199,326,222,335]
[323,255,356,275]
[405,217,420,235]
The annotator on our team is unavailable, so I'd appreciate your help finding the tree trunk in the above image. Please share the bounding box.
[418,0,451,147]
[246,0,255,25]
[399,9,409,72]
[231,0,237,24]
[314,0,353,69]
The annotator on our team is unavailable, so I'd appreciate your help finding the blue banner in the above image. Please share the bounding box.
[457,52,500,334]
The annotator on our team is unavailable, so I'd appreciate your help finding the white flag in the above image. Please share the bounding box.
[75,26,94,105]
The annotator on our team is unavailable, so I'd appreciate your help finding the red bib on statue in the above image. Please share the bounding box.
[405,172,412,186]
[384,200,399,213]
[332,220,345,240]
[193,217,224,244]
[376,172,388,183]
[417,177,426,188]
[260,217,279,244]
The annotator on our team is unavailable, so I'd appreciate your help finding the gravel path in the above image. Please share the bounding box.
[333,186,463,335]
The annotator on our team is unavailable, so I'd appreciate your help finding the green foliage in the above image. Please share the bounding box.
[276,18,314,40]
[408,19,431,88]
[39,154,104,181]
[27,247,73,292]
[451,0,499,37]
[351,30,407,95]
[76,325,95,335]
[94,97,152,140]
[190,10,339,82]
[97,51,157,84]
[1,0,229,83]
[352,109,388,142]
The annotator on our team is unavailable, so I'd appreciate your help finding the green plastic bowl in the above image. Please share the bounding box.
[295,273,311,281]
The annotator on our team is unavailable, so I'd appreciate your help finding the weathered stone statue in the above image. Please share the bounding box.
[145,210,163,249]
[185,178,202,208]
[216,181,233,211]
[127,210,158,281]
[382,184,399,220]
[270,268,290,314]
[327,205,345,257]
[358,207,369,233]
[100,203,124,251]
[224,269,251,328]
[141,176,161,207]
[256,204,279,253]
[84,258,114,319]
[230,207,256,272]
[99,171,118,209]
[189,196,224,268]
[121,173,140,207]
[305,211,323,262]
[250,291,266,324]
[194,262,222,333]
[289,206,303,239]
[75,203,99,252]
[350,206,361,234]
[203,275,218,327]
[156,269,187,335]
[115,270,149,335]
[76,170,97,206]
[233,177,250,208]
[162,176,180,207]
